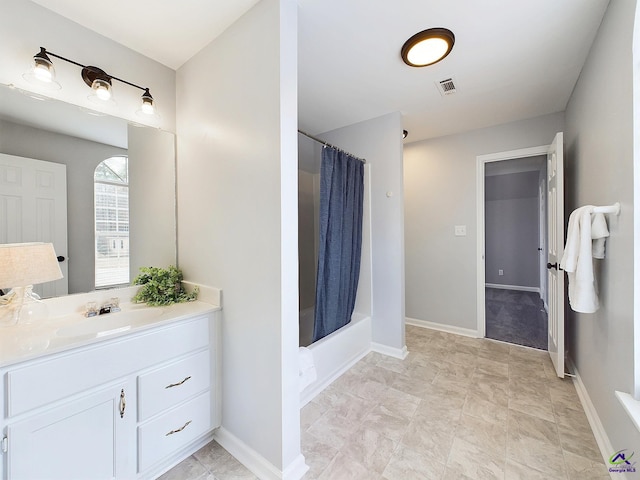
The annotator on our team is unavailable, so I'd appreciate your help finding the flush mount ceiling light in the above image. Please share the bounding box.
[401,28,455,67]
[24,47,157,116]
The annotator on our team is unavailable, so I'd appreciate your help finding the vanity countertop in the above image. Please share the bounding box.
[0,284,221,368]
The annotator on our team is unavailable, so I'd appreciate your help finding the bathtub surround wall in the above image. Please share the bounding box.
[176,0,304,478]
[298,169,318,311]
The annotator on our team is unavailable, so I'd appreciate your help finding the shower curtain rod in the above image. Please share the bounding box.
[298,130,366,163]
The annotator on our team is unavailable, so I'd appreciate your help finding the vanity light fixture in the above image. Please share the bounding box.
[25,47,157,115]
[401,28,455,67]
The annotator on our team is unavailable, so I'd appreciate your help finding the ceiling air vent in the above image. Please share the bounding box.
[436,77,457,96]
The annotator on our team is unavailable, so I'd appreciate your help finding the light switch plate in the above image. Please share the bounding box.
[454,225,466,236]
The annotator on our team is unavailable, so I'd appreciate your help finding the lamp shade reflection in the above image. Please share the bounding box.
[0,242,63,325]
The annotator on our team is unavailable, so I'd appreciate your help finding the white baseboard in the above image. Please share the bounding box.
[371,342,408,359]
[213,427,309,480]
[405,317,479,338]
[566,359,614,468]
[485,283,540,293]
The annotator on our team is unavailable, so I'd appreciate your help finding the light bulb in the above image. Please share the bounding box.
[138,88,156,115]
[407,38,449,66]
[22,48,60,90]
[91,78,112,101]
[140,101,155,115]
[33,61,53,82]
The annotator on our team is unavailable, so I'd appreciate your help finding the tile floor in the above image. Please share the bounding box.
[160,325,609,480]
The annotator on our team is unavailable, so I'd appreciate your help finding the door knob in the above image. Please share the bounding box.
[57,255,65,262]
[547,262,558,270]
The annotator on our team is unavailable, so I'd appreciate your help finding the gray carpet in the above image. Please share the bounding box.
[485,288,548,350]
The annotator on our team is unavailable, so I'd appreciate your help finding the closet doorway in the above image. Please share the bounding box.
[483,155,547,349]
[477,135,565,376]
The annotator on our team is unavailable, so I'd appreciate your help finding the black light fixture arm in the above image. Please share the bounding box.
[40,47,149,93]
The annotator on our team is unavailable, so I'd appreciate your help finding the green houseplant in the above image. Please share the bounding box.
[132,266,198,306]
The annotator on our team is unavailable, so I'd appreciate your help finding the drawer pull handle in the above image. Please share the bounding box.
[165,376,192,389]
[166,420,192,436]
[119,389,126,419]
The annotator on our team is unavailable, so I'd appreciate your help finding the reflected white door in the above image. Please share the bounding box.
[0,154,68,297]
[547,133,565,378]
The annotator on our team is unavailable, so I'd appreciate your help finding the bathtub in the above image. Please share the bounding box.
[300,313,371,406]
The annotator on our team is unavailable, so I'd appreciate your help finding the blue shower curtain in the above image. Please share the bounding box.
[312,146,364,342]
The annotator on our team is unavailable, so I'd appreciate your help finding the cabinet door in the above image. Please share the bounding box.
[7,382,134,480]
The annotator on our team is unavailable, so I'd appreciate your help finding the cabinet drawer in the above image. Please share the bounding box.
[138,391,211,473]
[138,349,210,421]
[7,315,210,417]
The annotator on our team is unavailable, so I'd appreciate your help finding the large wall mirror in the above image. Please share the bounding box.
[0,84,177,297]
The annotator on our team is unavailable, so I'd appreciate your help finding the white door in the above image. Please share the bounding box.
[538,179,548,309]
[0,154,68,297]
[547,132,565,378]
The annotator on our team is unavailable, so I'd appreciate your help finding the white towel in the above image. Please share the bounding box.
[560,206,609,313]
[299,347,317,392]
[591,211,610,259]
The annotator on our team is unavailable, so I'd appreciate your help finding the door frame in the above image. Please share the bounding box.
[476,145,550,337]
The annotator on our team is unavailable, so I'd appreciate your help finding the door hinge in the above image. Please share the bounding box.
[2,436,7,453]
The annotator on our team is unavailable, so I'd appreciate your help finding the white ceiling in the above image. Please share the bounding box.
[28,0,610,144]
[30,0,262,70]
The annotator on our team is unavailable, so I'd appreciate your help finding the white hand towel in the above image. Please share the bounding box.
[591,212,609,259]
[560,206,608,313]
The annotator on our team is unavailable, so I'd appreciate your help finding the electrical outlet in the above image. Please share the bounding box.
[498,269,504,276]
[454,225,466,236]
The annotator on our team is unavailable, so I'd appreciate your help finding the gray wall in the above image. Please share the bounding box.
[485,171,540,288]
[404,112,565,330]
[176,0,301,473]
[0,119,125,293]
[565,0,640,462]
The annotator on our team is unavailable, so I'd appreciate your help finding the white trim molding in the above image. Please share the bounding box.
[567,359,614,466]
[476,145,550,340]
[485,283,540,293]
[371,342,408,360]
[405,317,479,338]
[213,427,309,480]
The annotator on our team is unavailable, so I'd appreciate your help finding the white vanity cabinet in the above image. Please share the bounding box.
[0,308,220,480]
[8,380,134,479]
